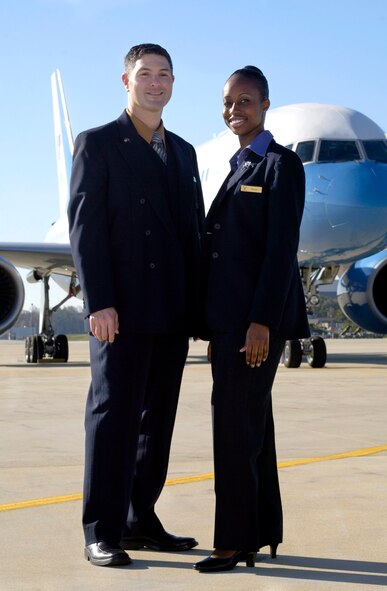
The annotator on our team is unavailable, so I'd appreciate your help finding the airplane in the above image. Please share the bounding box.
[0,72,387,367]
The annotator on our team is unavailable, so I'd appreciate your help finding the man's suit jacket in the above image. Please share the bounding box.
[203,140,310,340]
[68,111,205,335]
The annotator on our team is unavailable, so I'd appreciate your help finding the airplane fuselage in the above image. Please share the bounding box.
[299,160,387,265]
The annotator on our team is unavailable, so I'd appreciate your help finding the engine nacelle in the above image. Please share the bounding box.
[337,250,387,334]
[0,257,25,335]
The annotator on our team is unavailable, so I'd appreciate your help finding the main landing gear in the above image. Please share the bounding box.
[282,336,327,368]
[24,274,79,363]
[25,333,69,363]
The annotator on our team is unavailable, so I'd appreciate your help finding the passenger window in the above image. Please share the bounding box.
[285,143,293,150]
[362,140,387,163]
[318,140,360,162]
[295,141,315,163]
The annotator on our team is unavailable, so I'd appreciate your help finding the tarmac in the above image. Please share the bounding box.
[0,337,386,591]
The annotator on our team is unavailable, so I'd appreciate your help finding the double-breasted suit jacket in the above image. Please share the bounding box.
[68,111,205,546]
[204,139,310,340]
[69,110,205,336]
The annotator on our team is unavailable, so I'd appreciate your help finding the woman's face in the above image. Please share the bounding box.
[222,74,270,148]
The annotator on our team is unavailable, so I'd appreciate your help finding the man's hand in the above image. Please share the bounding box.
[89,307,119,343]
[240,322,269,368]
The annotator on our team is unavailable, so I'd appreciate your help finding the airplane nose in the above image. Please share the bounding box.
[323,161,387,229]
[300,161,387,264]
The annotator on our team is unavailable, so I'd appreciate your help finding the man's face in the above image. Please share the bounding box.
[122,53,174,116]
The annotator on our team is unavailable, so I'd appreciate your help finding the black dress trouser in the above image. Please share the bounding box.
[210,332,285,551]
[83,332,189,545]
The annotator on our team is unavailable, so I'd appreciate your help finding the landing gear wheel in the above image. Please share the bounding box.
[36,335,44,361]
[30,335,44,363]
[25,336,31,363]
[54,334,69,362]
[283,339,302,368]
[31,336,38,363]
[306,336,327,368]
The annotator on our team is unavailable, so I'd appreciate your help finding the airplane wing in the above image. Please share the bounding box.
[0,243,74,277]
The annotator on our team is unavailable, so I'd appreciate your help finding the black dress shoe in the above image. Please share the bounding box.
[121,530,198,552]
[84,542,132,566]
[193,550,256,572]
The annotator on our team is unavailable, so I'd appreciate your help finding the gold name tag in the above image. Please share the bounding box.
[240,185,262,193]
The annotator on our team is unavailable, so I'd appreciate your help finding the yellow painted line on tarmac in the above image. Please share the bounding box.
[1,444,386,513]
[165,444,387,482]
[277,444,387,468]
[0,492,83,512]
[165,473,215,486]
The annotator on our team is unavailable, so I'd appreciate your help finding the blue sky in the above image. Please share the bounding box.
[0,0,386,309]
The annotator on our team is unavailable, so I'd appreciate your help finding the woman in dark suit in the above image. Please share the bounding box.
[194,66,310,573]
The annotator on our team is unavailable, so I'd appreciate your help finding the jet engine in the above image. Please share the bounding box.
[337,250,387,334]
[0,257,25,335]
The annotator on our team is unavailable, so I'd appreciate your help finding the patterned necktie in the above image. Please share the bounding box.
[151,130,167,165]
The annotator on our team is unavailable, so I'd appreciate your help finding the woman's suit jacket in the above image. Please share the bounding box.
[203,139,310,340]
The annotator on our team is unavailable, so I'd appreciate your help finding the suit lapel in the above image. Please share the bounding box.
[115,111,177,239]
[206,171,232,220]
[226,152,264,191]
[165,132,195,220]
[208,151,266,214]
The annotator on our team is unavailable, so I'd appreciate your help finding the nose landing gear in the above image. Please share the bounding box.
[282,336,327,368]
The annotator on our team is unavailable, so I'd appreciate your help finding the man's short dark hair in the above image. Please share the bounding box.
[228,65,269,100]
[124,44,173,74]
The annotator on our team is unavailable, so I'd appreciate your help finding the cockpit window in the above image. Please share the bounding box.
[318,140,360,162]
[295,141,315,163]
[362,140,387,163]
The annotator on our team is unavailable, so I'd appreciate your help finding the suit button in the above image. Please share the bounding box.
[212,252,219,259]
[145,230,151,236]
[149,263,156,269]
[214,223,221,230]
[140,198,146,205]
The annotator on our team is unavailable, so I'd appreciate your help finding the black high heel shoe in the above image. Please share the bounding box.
[270,544,278,559]
[193,550,256,572]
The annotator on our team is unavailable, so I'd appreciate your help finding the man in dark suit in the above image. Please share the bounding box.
[68,44,205,567]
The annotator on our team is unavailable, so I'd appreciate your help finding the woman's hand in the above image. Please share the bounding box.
[240,322,269,367]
